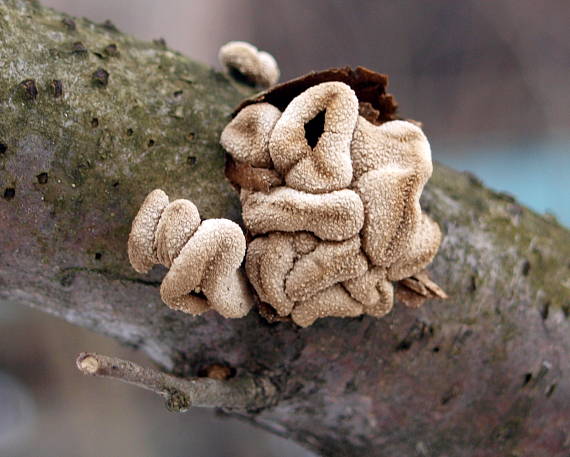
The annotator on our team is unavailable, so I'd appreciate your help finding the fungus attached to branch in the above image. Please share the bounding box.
[218,41,280,88]
[241,187,364,241]
[221,67,445,326]
[220,103,281,168]
[269,81,359,193]
[128,189,253,318]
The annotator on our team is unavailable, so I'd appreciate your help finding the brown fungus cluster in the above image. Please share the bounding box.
[128,190,253,318]
[127,66,444,326]
[222,67,444,327]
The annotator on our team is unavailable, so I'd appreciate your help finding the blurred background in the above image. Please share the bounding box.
[1,0,568,456]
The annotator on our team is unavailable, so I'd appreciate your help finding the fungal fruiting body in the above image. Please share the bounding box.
[218,41,280,88]
[128,190,253,318]
[221,71,443,327]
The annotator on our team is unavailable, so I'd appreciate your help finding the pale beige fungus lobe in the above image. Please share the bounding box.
[220,103,281,168]
[128,190,253,318]
[218,41,280,88]
[221,73,444,326]
[241,187,364,241]
[269,82,358,193]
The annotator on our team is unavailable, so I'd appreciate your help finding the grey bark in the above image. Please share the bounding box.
[1,1,569,456]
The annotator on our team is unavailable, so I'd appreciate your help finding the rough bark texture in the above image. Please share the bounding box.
[1,2,569,456]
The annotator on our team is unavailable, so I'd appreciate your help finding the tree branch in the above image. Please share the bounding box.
[76,352,277,412]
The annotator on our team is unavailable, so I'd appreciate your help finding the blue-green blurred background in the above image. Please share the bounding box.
[1,1,568,456]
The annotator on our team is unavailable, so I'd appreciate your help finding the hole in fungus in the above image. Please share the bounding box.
[147,139,155,147]
[187,156,197,166]
[522,373,532,387]
[3,188,15,200]
[0,143,7,155]
[126,128,134,136]
[94,252,102,260]
[304,110,326,149]
[91,118,99,128]
[540,302,550,320]
[37,172,48,184]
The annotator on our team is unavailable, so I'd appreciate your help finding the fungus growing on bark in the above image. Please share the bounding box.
[128,189,253,318]
[221,67,445,326]
[218,41,279,88]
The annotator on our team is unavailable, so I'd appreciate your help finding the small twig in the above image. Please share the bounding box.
[76,352,277,412]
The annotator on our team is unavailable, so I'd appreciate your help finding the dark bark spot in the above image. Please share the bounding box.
[395,340,412,351]
[147,139,155,147]
[153,38,167,48]
[72,41,88,55]
[304,110,326,149]
[3,188,15,200]
[19,79,38,100]
[92,68,109,87]
[432,346,440,353]
[521,259,531,276]
[94,252,102,260]
[101,20,119,33]
[126,128,134,136]
[187,156,197,166]
[91,118,99,128]
[173,90,183,97]
[59,271,75,287]
[50,79,63,98]
[469,275,477,292]
[396,320,431,351]
[0,143,6,155]
[522,372,532,387]
[187,132,195,141]
[37,172,48,184]
[491,419,522,443]
[112,181,119,188]
[441,386,459,405]
[562,304,569,319]
[540,302,550,320]
[545,383,557,397]
[61,17,76,31]
[104,43,119,57]
[344,380,357,393]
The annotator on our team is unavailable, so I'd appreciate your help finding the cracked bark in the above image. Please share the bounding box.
[1,1,569,456]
